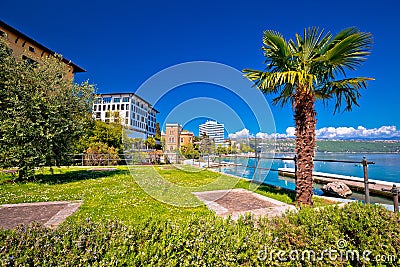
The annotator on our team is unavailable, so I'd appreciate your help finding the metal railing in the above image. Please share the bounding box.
[206,153,400,212]
[66,151,399,212]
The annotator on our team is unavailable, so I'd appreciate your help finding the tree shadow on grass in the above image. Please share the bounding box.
[33,169,129,185]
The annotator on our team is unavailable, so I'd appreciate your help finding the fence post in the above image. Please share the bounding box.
[254,138,257,182]
[234,154,238,176]
[362,157,370,204]
[81,154,84,166]
[382,184,399,212]
[257,154,261,182]
[218,155,221,172]
[394,185,399,212]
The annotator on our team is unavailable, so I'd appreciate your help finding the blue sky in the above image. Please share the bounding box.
[2,0,400,138]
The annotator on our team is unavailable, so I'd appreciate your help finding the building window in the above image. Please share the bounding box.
[93,105,97,111]
[95,112,101,118]
[22,55,37,67]
[121,104,124,110]
[180,138,184,143]
[126,104,129,110]
[113,98,120,103]
[28,46,35,52]
[103,97,112,103]
[123,97,130,102]
[125,119,128,125]
[103,105,106,111]
[117,104,120,110]
[112,105,115,111]
[95,98,102,104]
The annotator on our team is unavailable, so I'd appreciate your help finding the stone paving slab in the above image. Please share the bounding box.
[193,188,296,220]
[0,200,82,230]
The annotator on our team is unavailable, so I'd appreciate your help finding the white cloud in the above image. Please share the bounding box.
[228,128,253,139]
[229,126,400,140]
[285,127,296,137]
[316,126,400,139]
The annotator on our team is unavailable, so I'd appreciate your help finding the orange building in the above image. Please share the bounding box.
[164,123,182,152]
[0,20,85,79]
[162,124,194,152]
[180,131,194,147]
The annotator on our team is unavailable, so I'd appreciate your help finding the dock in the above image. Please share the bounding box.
[278,168,400,198]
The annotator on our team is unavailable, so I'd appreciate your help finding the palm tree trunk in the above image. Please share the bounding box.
[294,92,316,206]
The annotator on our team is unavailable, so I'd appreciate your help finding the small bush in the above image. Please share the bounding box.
[0,202,399,266]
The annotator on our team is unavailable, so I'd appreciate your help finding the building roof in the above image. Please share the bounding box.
[97,92,159,113]
[0,20,86,73]
[180,131,194,135]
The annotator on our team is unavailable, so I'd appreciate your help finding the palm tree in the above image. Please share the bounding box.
[243,27,373,206]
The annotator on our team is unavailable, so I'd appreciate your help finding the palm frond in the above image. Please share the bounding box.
[317,27,373,71]
[315,77,374,113]
[272,83,296,107]
[243,27,373,112]
[262,30,293,71]
[243,69,315,92]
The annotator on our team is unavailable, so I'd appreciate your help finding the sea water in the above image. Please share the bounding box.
[219,153,400,202]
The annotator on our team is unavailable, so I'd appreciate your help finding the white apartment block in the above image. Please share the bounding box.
[199,120,225,144]
[93,93,158,139]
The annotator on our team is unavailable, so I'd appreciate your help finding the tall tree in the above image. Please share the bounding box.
[0,41,95,180]
[199,133,212,155]
[243,27,373,206]
[144,137,156,149]
[155,122,161,140]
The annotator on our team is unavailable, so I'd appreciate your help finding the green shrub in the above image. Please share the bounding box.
[1,202,399,266]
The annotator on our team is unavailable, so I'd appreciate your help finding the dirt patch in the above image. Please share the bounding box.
[0,201,82,230]
[215,191,275,212]
[193,188,296,219]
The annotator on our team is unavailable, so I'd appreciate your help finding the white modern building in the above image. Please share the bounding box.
[199,120,225,144]
[93,93,158,139]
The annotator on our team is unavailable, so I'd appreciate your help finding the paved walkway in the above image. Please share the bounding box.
[193,188,296,220]
[0,200,82,230]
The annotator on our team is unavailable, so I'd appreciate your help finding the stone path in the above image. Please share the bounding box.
[193,188,296,220]
[0,200,82,230]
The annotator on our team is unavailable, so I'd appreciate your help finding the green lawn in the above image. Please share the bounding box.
[1,166,398,266]
[0,165,302,224]
[0,165,337,226]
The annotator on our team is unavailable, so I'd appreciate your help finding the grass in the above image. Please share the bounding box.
[0,165,335,226]
[1,166,398,266]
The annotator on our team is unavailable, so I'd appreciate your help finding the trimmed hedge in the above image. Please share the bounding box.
[1,202,399,266]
